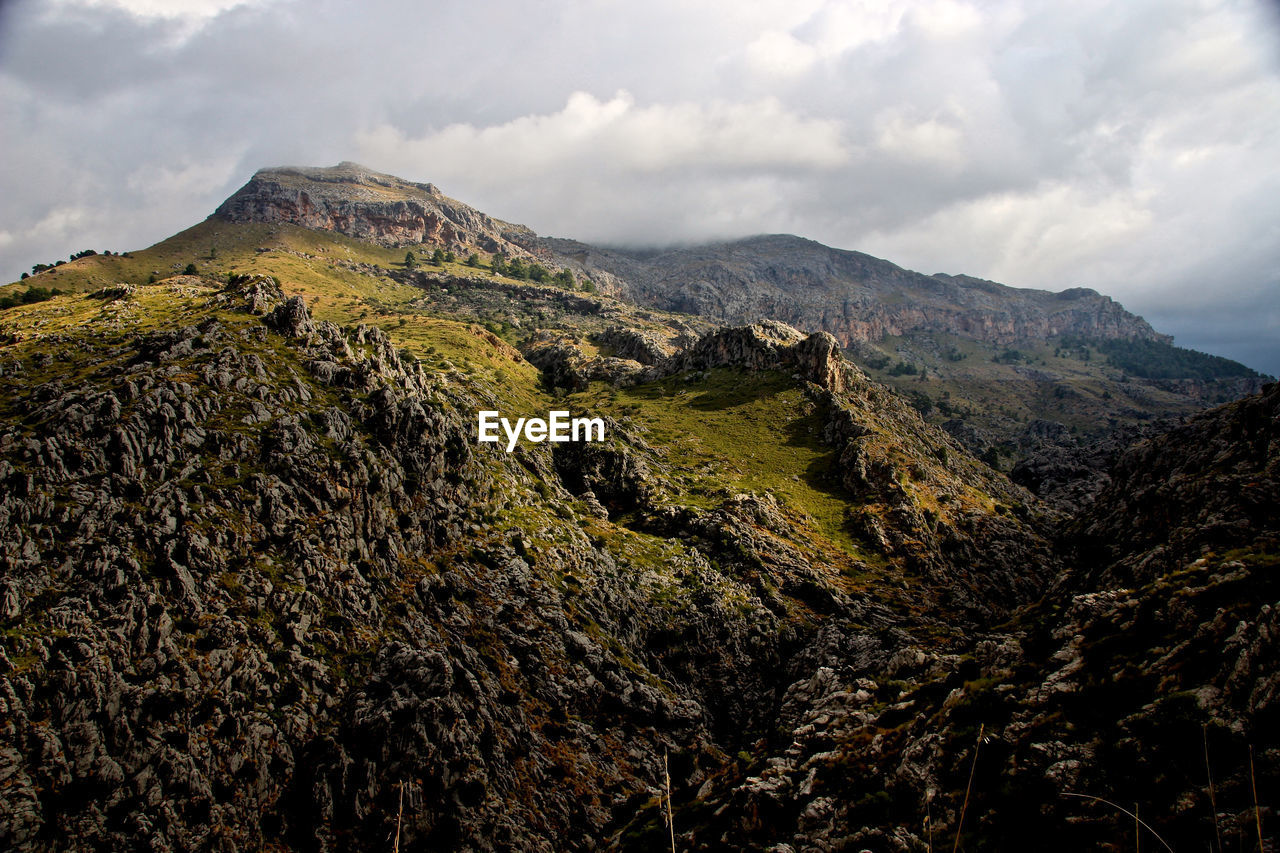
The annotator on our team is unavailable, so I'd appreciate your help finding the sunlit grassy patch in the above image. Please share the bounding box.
[572,368,869,557]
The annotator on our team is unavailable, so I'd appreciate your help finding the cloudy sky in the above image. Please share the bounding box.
[2,0,1278,373]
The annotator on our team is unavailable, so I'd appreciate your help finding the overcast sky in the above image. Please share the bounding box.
[2,0,1278,374]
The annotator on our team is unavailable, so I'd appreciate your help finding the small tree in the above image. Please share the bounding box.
[183,263,198,275]
[491,253,507,276]
[465,253,481,268]
[405,251,416,268]
[431,248,446,266]
[507,257,527,280]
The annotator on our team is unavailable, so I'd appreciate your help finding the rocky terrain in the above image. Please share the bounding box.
[0,166,1275,851]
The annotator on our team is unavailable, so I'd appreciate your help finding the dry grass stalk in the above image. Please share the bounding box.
[1250,745,1264,853]
[1061,792,1173,853]
[664,749,676,853]
[952,723,984,853]
[1204,725,1223,853]
[926,796,933,853]
[393,780,404,853]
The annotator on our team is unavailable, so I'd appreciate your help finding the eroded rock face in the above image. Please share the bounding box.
[215,163,540,256]
[658,321,861,394]
[594,325,676,365]
[523,320,865,397]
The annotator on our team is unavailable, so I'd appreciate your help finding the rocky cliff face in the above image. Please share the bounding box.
[543,235,1168,349]
[214,162,540,257]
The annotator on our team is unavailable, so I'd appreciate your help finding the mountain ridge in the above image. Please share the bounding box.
[214,163,1170,349]
[544,231,1168,348]
[21,163,1271,472]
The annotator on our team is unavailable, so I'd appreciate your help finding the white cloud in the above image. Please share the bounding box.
[859,181,1155,287]
[905,0,984,40]
[796,1,907,56]
[357,90,849,182]
[353,90,850,246]
[744,31,819,78]
[127,156,246,200]
[873,109,965,168]
[48,0,270,21]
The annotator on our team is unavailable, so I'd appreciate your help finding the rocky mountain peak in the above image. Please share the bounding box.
[213,163,538,256]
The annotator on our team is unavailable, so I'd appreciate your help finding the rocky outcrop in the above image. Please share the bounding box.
[658,320,860,394]
[215,162,540,256]
[1070,380,1280,587]
[525,320,869,397]
[594,325,678,365]
[522,332,644,391]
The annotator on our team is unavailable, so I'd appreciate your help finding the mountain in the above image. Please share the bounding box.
[544,234,1269,468]
[215,162,545,262]
[212,164,1271,462]
[544,233,1166,347]
[0,165,1275,851]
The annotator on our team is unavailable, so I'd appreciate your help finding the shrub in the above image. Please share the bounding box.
[0,286,61,311]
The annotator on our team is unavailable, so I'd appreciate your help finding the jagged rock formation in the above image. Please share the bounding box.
[526,320,866,397]
[215,162,540,257]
